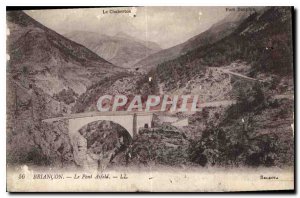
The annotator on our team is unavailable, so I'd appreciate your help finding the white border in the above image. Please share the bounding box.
[1,0,299,197]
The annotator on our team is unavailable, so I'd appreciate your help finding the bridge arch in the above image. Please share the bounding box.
[68,114,135,137]
[70,119,133,168]
[78,119,133,142]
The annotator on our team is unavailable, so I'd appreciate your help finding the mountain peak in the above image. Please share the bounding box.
[114,32,134,40]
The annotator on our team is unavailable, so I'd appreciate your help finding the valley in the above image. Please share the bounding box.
[6,7,294,171]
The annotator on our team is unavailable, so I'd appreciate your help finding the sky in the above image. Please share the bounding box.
[25,7,229,49]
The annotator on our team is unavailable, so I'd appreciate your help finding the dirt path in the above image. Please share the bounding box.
[273,94,294,100]
[216,68,259,82]
[200,100,237,108]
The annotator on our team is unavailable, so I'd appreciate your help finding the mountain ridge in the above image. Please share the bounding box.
[7,11,124,96]
[154,7,293,93]
[134,9,257,71]
[64,30,162,68]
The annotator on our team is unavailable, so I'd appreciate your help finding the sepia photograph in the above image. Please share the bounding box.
[6,6,295,192]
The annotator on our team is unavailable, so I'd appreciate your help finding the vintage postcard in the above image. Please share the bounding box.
[6,6,294,192]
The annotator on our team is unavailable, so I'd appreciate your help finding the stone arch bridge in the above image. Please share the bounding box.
[42,111,154,138]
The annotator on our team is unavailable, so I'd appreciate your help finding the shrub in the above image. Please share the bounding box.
[53,88,78,105]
